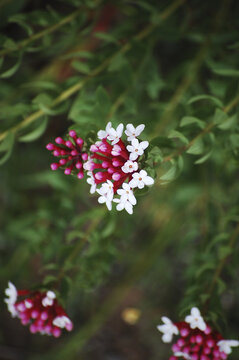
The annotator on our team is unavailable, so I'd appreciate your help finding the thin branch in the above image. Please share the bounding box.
[0,0,186,143]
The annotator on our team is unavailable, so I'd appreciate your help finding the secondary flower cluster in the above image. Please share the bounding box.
[46,123,154,214]
[157,307,239,360]
[5,282,73,337]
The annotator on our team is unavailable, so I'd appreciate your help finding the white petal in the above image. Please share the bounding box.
[129,152,138,161]
[135,124,145,135]
[106,122,112,131]
[116,203,124,211]
[126,124,135,133]
[106,200,112,211]
[139,169,147,178]
[138,181,145,189]
[129,192,136,205]
[131,138,139,147]
[191,307,200,317]
[129,179,138,188]
[98,196,106,204]
[144,176,154,186]
[140,140,149,150]
[97,130,106,139]
[125,202,133,214]
[162,333,172,343]
[126,145,134,153]
[116,123,124,136]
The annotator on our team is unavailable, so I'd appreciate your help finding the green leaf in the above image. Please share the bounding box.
[22,80,58,91]
[187,94,223,108]
[18,117,48,142]
[218,246,232,260]
[186,138,204,155]
[168,129,189,144]
[108,53,127,72]
[0,132,14,165]
[95,86,111,110]
[217,114,237,130]
[212,68,239,77]
[194,150,213,164]
[9,14,33,36]
[180,116,205,129]
[0,54,22,78]
[94,32,119,44]
[71,60,90,74]
[213,108,228,125]
[160,164,177,182]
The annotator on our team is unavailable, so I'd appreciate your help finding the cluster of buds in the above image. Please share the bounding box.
[46,123,155,214]
[4,282,73,337]
[157,307,239,360]
[84,122,154,214]
[46,130,88,179]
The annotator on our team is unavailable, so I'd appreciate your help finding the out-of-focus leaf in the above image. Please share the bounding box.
[217,114,237,130]
[186,138,204,155]
[187,94,223,108]
[194,150,213,164]
[18,117,48,142]
[180,116,205,129]
[168,130,189,144]
[0,54,22,78]
[212,68,239,77]
[0,131,14,165]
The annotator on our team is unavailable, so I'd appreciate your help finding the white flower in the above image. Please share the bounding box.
[185,307,206,331]
[53,315,72,329]
[96,180,114,211]
[174,352,192,359]
[129,170,154,189]
[107,123,124,145]
[125,123,145,141]
[97,122,112,140]
[121,160,138,174]
[126,138,149,161]
[157,316,179,343]
[87,171,96,194]
[42,290,56,307]
[114,183,136,214]
[217,340,239,354]
[5,282,17,305]
[4,282,18,317]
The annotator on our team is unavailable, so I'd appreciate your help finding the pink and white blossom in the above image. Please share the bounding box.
[4,282,73,337]
[96,180,114,210]
[107,123,124,145]
[157,307,238,360]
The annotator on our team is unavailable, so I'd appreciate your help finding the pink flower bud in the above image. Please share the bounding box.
[82,153,88,161]
[75,161,83,169]
[52,327,61,338]
[77,172,84,179]
[71,150,78,156]
[69,130,76,138]
[64,168,72,175]
[55,137,64,144]
[112,172,121,181]
[76,138,84,146]
[46,143,55,150]
[59,159,67,165]
[51,163,59,170]
[65,140,73,148]
[53,150,60,156]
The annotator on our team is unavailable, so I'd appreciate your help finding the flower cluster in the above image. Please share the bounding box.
[5,282,73,337]
[157,307,239,360]
[46,130,88,179]
[84,122,154,214]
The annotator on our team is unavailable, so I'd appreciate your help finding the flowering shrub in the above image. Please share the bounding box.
[157,307,239,360]
[5,282,73,337]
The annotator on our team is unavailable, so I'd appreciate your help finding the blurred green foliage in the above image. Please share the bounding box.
[0,0,239,359]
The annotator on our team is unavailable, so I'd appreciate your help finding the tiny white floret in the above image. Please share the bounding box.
[185,307,206,331]
[107,123,124,145]
[157,316,179,343]
[125,123,145,141]
[126,138,149,161]
[217,340,239,355]
[96,180,114,211]
[121,160,138,174]
[87,171,96,194]
[129,170,154,189]
[97,122,112,140]
[174,352,192,359]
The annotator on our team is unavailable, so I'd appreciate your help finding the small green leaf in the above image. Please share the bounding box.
[19,117,48,142]
[218,246,232,260]
[71,60,90,74]
[94,32,119,44]
[0,132,14,165]
[212,68,239,77]
[180,116,205,129]
[194,150,213,164]
[9,14,33,36]
[168,129,189,144]
[186,138,204,155]
[108,53,127,72]
[213,108,228,125]
[217,114,237,130]
[160,164,177,181]
[0,55,22,78]
[187,94,223,108]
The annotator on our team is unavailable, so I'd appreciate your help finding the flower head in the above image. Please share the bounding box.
[157,307,239,360]
[4,282,73,337]
[86,122,154,214]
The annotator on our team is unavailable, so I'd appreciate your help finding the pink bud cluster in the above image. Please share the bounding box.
[46,130,88,179]
[86,137,131,193]
[170,321,225,360]
[5,282,73,337]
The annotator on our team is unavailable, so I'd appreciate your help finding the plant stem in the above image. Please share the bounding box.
[0,0,186,143]
[0,5,98,58]
[162,92,239,163]
[203,222,239,313]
